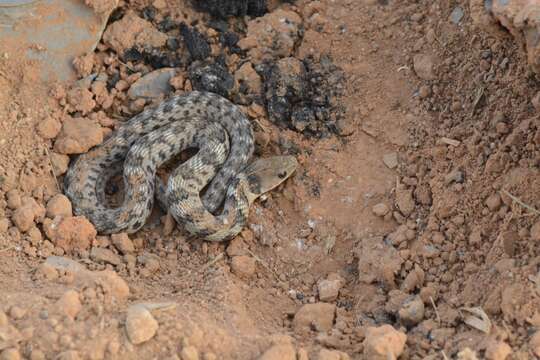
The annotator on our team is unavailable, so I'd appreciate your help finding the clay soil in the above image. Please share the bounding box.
[1,0,540,359]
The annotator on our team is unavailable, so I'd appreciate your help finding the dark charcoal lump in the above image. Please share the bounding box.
[142,48,183,69]
[262,55,345,137]
[142,5,157,21]
[193,0,268,19]
[158,17,178,32]
[122,47,183,69]
[180,23,211,61]
[188,60,234,97]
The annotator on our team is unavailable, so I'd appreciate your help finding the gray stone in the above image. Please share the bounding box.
[128,68,177,99]
[450,7,464,24]
[382,153,398,169]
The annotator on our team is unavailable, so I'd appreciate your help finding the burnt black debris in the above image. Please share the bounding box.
[142,48,183,69]
[180,23,211,61]
[188,60,234,97]
[193,0,268,18]
[262,55,345,137]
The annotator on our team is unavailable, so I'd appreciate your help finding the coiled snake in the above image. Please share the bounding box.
[63,91,297,241]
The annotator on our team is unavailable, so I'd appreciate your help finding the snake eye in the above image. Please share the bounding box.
[278,171,287,179]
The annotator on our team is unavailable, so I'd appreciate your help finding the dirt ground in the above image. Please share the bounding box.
[1,0,540,359]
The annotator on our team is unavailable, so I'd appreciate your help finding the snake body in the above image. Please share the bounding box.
[64,91,259,241]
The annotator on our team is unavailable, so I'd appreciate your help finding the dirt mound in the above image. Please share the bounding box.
[0,0,539,359]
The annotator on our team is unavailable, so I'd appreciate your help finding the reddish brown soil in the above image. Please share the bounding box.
[0,0,539,359]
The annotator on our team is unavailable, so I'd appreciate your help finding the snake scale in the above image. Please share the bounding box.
[63,91,297,242]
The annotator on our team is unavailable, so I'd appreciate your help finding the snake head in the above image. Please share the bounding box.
[243,155,298,204]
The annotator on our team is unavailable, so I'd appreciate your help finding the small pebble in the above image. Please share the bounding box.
[372,203,390,217]
[46,194,72,218]
[111,233,135,254]
[382,153,398,169]
[9,306,26,320]
[398,296,425,326]
[363,325,407,360]
[230,255,256,279]
[125,305,159,344]
[485,194,502,211]
[55,290,82,319]
[450,6,464,24]
[180,346,199,360]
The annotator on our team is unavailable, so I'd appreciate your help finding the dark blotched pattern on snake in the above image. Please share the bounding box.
[63,91,257,241]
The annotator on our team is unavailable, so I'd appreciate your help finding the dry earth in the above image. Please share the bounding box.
[0,0,539,359]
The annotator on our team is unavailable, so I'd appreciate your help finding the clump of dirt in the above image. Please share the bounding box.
[261,55,346,137]
[2,0,540,359]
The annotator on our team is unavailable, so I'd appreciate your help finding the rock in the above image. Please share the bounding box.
[36,116,62,139]
[55,290,82,319]
[0,322,22,351]
[238,9,302,63]
[230,256,256,279]
[485,194,502,211]
[46,194,72,218]
[317,274,344,302]
[530,331,540,357]
[36,262,59,280]
[103,11,167,55]
[111,233,135,254]
[45,216,96,252]
[0,348,21,360]
[0,219,8,233]
[137,253,161,274]
[258,344,296,360]
[226,237,248,257]
[180,346,199,360]
[12,206,35,232]
[372,203,390,217]
[11,197,44,232]
[450,6,464,24]
[413,54,437,80]
[398,296,425,326]
[0,311,8,326]
[50,153,70,176]
[54,116,103,154]
[188,61,234,97]
[6,190,21,209]
[485,340,511,360]
[234,62,262,95]
[530,221,540,241]
[382,153,398,169]
[501,231,518,257]
[125,305,159,344]
[127,68,177,99]
[293,303,335,332]
[94,270,130,302]
[418,85,431,98]
[66,87,96,115]
[180,23,211,61]
[317,349,350,360]
[363,325,407,360]
[45,256,87,273]
[90,247,122,265]
[395,187,415,217]
[8,307,25,321]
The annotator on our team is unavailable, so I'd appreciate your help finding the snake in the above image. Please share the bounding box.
[63,91,297,242]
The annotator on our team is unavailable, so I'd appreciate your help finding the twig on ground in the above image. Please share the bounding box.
[430,296,441,325]
[199,252,224,273]
[501,189,540,216]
